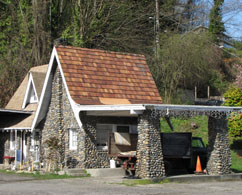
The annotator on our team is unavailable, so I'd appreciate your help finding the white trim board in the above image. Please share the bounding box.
[31,47,83,131]
[22,73,38,109]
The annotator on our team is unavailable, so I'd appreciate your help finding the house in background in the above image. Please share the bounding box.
[0,65,48,165]
[0,45,164,177]
[192,25,235,49]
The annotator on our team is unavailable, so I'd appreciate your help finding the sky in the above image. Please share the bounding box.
[222,0,242,40]
[195,0,242,40]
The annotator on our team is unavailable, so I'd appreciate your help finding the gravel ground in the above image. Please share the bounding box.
[0,173,242,195]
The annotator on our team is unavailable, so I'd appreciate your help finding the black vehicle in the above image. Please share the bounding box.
[161,133,207,175]
[190,137,207,171]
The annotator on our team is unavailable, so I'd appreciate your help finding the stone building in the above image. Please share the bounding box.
[0,45,237,178]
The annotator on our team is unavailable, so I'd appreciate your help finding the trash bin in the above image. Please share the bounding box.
[110,159,116,168]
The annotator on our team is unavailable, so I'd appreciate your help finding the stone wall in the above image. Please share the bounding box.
[40,64,85,169]
[0,132,9,163]
[136,110,165,178]
[25,131,40,165]
[80,113,138,168]
[207,116,231,175]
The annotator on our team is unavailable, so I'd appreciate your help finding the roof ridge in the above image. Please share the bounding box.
[55,45,145,58]
[29,64,48,73]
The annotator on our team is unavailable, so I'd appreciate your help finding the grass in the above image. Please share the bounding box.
[160,115,242,172]
[0,169,87,180]
[160,115,208,145]
[122,179,170,186]
[231,150,242,173]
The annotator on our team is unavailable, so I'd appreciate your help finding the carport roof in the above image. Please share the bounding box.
[78,104,242,118]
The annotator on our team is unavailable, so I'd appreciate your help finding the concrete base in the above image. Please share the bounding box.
[64,168,88,177]
[150,173,242,183]
[86,168,126,177]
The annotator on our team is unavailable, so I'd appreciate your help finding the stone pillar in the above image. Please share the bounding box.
[81,113,99,168]
[207,116,231,175]
[136,110,165,178]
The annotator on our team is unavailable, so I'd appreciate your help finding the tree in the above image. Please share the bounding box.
[208,0,225,43]
[152,32,224,103]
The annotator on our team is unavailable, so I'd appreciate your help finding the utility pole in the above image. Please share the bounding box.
[155,0,160,58]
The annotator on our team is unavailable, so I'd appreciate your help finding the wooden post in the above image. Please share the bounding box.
[195,86,197,101]
[208,86,210,99]
[155,0,160,58]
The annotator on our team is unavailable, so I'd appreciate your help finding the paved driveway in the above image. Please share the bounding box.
[0,172,35,184]
[0,173,242,195]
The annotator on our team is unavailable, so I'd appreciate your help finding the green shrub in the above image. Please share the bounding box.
[223,87,242,106]
[224,87,242,137]
[228,113,242,137]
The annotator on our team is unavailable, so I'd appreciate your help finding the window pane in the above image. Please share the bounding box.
[116,126,129,133]
[69,129,77,150]
[96,124,112,150]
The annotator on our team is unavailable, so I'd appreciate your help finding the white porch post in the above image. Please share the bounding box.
[14,130,17,168]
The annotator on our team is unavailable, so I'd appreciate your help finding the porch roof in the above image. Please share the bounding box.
[0,109,33,115]
[78,104,242,118]
[0,109,33,130]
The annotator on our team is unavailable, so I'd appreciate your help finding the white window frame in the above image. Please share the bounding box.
[22,74,38,109]
[69,129,77,150]
[30,131,35,151]
[10,131,15,150]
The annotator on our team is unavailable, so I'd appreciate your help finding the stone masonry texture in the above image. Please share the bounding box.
[207,116,231,175]
[40,64,85,169]
[136,110,165,178]
[40,62,138,169]
[79,113,138,168]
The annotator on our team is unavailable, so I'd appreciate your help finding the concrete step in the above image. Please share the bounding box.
[86,168,126,177]
[65,168,89,177]
[67,173,89,177]
[0,164,5,169]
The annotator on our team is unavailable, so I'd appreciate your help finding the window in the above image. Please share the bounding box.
[115,125,138,134]
[10,131,15,150]
[30,130,40,151]
[29,86,37,103]
[22,74,38,109]
[96,124,112,151]
[69,129,77,150]
[192,138,205,148]
[116,125,129,133]
[96,124,138,151]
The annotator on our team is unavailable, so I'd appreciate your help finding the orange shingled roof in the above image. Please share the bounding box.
[55,45,162,105]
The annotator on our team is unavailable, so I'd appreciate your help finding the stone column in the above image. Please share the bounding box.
[80,113,99,168]
[207,116,231,175]
[136,110,165,178]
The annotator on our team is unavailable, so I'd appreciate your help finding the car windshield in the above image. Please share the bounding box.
[192,139,204,148]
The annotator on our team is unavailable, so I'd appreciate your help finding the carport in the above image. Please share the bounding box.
[135,104,242,178]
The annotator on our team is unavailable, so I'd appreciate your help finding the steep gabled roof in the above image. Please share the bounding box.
[55,45,162,105]
[5,65,48,111]
[2,65,48,130]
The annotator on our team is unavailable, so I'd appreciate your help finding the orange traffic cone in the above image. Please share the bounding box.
[194,156,203,174]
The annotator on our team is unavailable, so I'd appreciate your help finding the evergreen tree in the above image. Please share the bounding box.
[208,0,225,43]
